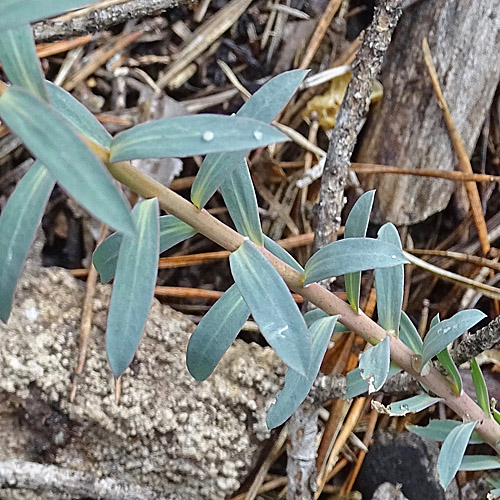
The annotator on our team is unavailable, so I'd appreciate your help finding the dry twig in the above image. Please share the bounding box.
[0,460,168,500]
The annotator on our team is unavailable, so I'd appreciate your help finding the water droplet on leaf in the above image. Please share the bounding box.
[253,130,263,141]
[202,131,214,141]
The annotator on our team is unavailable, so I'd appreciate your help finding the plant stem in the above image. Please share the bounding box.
[100,155,500,453]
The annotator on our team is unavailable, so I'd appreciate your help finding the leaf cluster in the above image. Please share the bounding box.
[0,5,498,493]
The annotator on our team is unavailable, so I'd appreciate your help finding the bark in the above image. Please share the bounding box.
[0,460,171,500]
[357,0,500,225]
[286,2,403,499]
[313,0,403,249]
[33,0,183,42]
[452,315,500,366]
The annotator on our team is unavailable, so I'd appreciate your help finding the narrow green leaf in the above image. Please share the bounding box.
[437,347,462,395]
[494,408,500,425]
[375,223,404,334]
[429,313,462,393]
[344,190,375,312]
[0,24,48,101]
[93,215,196,283]
[110,115,288,162]
[238,70,308,122]
[106,199,159,377]
[374,394,442,416]
[460,456,500,471]
[471,358,491,417]
[191,151,245,209]
[437,421,478,488]
[344,364,401,399]
[0,161,55,322]
[191,70,307,208]
[399,312,423,354]
[407,420,484,444]
[187,284,250,381]
[0,86,134,235]
[0,1,94,32]
[267,315,338,429]
[303,238,409,285]
[47,82,111,149]
[430,313,440,329]
[303,310,349,334]
[230,239,311,376]
[220,157,263,245]
[304,309,328,327]
[263,235,304,273]
[421,310,486,368]
[359,336,391,393]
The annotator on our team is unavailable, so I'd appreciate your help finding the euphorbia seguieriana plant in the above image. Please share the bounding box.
[1,2,500,492]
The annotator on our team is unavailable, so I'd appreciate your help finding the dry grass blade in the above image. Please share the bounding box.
[351,162,500,183]
[156,0,253,89]
[409,248,500,273]
[340,406,379,494]
[422,38,490,256]
[315,398,366,498]
[240,426,287,500]
[35,34,92,58]
[63,30,142,91]
[231,477,287,500]
[404,251,500,300]
[154,286,304,302]
[298,0,342,70]
[69,223,108,403]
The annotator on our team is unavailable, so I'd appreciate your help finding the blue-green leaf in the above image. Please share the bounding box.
[187,284,250,381]
[421,310,486,368]
[344,190,375,312]
[344,363,401,399]
[110,115,287,162]
[304,309,328,328]
[106,199,159,377]
[191,70,307,208]
[303,238,409,285]
[303,310,348,332]
[238,69,308,122]
[263,235,304,273]
[470,358,491,417]
[267,315,338,429]
[460,456,500,471]
[191,151,246,209]
[0,24,48,101]
[437,421,478,488]
[47,82,111,149]
[407,419,483,444]
[0,86,134,235]
[376,394,442,416]
[220,157,263,245]
[399,312,423,355]
[93,215,196,283]
[375,223,404,334]
[0,161,55,322]
[437,346,462,395]
[230,239,311,376]
[0,1,94,32]
[359,336,390,393]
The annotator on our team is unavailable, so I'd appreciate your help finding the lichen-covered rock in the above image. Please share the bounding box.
[0,267,285,499]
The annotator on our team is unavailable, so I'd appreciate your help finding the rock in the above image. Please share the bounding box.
[355,431,460,500]
[372,482,410,500]
[0,266,286,499]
